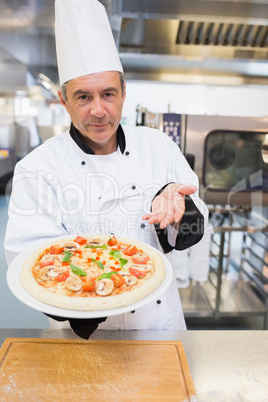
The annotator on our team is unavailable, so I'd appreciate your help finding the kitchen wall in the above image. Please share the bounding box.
[122,81,268,125]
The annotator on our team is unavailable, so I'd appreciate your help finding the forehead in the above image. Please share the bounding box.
[67,71,121,93]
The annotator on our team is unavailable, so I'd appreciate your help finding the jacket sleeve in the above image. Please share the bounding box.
[152,183,207,253]
[4,162,68,266]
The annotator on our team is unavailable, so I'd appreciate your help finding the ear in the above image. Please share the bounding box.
[58,90,69,113]
[123,82,126,102]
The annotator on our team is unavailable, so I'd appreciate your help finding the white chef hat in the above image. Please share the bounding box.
[55,0,123,86]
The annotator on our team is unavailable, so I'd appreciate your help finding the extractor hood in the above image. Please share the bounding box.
[114,0,268,84]
[0,0,267,85]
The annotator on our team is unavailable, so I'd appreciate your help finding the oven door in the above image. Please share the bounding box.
[203,129,268,205]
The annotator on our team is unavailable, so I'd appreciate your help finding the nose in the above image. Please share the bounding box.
[91,97,105,118]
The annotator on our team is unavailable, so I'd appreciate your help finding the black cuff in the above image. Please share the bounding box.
[151,184,204,253]
[44,313,107,339]
[175,195,204,250]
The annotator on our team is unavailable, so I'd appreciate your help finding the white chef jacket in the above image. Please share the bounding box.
[5,125,208,331]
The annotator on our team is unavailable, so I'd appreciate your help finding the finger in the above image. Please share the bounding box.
[142,213,154,221]
[142,212,166,221]
[148,212,167,225]
[174,184,197,196]
[172,192,185,221]
[142,212,162,223]
[159,216,173,229]
[157,212,175,228]
[142,212,171,226]
[174,210,184,223]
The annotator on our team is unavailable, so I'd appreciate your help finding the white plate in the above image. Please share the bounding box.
[6,236,173,319]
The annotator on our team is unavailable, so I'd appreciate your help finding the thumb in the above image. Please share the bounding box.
[174,184,197,196]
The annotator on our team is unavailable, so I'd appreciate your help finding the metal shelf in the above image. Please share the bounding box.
[179,208,268,329]
[180,275,266,318]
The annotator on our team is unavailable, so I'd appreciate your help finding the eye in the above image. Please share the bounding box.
[104,92,114,99]
[78,95,88,101]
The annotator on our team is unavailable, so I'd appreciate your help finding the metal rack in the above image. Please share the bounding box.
[180,208,268,329]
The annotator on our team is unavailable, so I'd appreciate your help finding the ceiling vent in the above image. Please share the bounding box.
[176,21,268,48]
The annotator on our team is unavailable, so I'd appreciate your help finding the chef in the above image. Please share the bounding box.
[4,0,208,338]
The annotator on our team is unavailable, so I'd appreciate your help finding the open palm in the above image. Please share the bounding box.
[142,183,197,229]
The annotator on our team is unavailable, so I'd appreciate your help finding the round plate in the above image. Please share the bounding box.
[6,237,173,319]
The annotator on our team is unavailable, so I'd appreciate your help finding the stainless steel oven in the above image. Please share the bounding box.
[183,115,268,206]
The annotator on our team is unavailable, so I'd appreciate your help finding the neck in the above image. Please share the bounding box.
[81,133,117,155]
[69,123,126,155]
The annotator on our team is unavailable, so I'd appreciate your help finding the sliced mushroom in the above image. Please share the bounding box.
[39,266,58,282]
[130,265,147,274]
[95,279,114,296]
[64,276,83,292]
[122,274,138,286]
[132,253,148,264]
[61,242,80,252]
[41,254,61,262]
[131,263,152,272]
[57,254,65,262]
[86,238,104,247]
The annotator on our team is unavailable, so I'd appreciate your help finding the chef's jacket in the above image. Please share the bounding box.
[5,124,208,331]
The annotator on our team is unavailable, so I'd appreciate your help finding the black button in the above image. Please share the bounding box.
[157,300,161,304]
[131,310,135,314]
[132,185,136,190]
[125,151,130,156]
[81,161,86,165]
[98,196,101,199]
[141,223,145,228]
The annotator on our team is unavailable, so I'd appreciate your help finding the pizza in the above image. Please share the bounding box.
[20,235,166,311]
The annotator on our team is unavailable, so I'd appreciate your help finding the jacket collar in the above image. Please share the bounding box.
[69,123,126,154]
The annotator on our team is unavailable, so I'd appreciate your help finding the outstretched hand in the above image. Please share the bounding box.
[142,183,197,229]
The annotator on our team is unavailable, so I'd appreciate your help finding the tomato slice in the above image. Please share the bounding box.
[74,235,87,245]
[110,266,121,272]
[111,273,125,288]
[123,245,138,256]
[132,253,148,265]
[50,245,64,254]
[55,270,70,282]
[129,267,146,279]
[107,236,118,246]
[83,278,96,292]
[40,260,55,268]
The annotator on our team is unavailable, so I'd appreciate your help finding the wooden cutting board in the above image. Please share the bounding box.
[0,338,197,401]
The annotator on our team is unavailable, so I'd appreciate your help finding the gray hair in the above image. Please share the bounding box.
[60,71,125,102]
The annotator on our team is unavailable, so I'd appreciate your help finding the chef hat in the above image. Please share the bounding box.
[55,0,123,86]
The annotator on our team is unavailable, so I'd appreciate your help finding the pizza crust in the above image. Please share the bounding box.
[20,235,166,311]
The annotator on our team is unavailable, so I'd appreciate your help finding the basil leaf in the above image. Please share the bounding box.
[119,258,128,269]
[96,271,118,281]
[62,250,73,262]
[70,263,87,276]
[84,244,107,249]
[91,258,105,270]
[109,250,122,259]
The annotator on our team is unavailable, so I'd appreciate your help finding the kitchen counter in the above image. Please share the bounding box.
[0,329,267,401]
